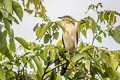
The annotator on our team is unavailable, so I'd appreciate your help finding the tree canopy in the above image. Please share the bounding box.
[0,0,120,80]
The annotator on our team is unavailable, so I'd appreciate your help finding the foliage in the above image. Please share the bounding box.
[0,1,120,80]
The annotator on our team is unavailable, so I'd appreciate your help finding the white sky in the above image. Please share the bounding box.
[13,0,120,50]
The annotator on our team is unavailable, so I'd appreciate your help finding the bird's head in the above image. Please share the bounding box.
[58,15,77,24]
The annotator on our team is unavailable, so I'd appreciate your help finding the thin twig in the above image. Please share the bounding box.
[45,63,66,74]
[44,75,50,80]
[41,61,50,80]
[21,55,35,74]
[64,75,72,80]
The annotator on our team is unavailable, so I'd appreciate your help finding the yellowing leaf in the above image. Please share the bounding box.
[15,37,29,49]
[56,21,65,32]
[9,38,16,52]
[56,40,62,46]
[99,50,118,70]
[50,49,56,62]
[85,60,90,71]
[56,74,62,80]
[79,45,93,53]
[38,22,53,40]
[0,68,6,80]
[109,52,118,70]
[77,21,81,39]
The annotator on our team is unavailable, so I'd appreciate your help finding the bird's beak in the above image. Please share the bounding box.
[58,17,63,19]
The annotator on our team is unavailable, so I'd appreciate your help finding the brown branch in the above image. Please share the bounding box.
[45,63,66,74]
[21,55,35,74]
[41,61,50,80]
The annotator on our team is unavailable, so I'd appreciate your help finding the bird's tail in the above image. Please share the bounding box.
[60,59,70,75]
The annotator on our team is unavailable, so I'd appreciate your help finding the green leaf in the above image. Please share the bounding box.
[44,34,51,43]
[91,21,97,33]
[109,53,118,70]
[56,21,65,32]
[81,29,87,38]
[3,18,10,32]
[77,21,81,39]
[85,60,90,71]
[0,24,3,30]
[0,30,14,61]
[9,38,16,52]
[15,37,29,49]
[38,22,53,40]
[7,15,19,24]
[79,42,85,50]
[108,28,113,36]
[80,22,86,30]
[4,0,12,14]
[0,68,6,80]
[24,9,34,14]
[36,26,43,39]
[22,56,27,66]
[96,36,102,43]
[113,26,120,43]
[99,50,118,70]
[0,30,7,51]
[1,46,14,61]
[39,50,47,63]
[71,53,85,63]
[96,25,101,31]
[35,73,41,80]
[103,32,106,38]
[65,70,72,80]
[33,57,44,79]
[52,23,58,30]
[9,29,14,38]
[29,59,35,69]
[33,23,39,32]
[99,11,105,23]
[0,9,9,18]
[53,32,59,40]
[73,71,85,79]
[50,69,56,80]
[0,2,2,9]
[79,45,93,53]
[50,49,56,62]
[56,74,62,80]
[12,1,23,21]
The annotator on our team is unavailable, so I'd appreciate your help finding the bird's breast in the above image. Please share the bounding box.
[63,31,76,51]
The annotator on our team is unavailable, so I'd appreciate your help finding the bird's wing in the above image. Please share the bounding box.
[76,31,78,45]
[62,35,65,48]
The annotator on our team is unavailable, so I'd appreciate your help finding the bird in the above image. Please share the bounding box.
[58,15,78,75]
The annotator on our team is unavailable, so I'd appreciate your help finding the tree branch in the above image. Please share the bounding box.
[21,55,35,74]
[41,61,50,80]
[64,75,72,80]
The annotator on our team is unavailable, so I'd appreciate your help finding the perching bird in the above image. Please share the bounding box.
[58,15,78,75]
